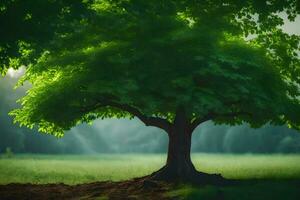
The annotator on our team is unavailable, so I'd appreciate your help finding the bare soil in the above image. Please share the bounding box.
[0,177,173,200]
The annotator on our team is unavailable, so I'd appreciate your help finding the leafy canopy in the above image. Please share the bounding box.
[1,0,300,136]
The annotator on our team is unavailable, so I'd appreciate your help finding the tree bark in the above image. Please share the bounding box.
[149,108,225,184]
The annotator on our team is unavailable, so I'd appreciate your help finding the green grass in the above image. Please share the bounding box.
[192,154,300,180]
[0,154,300,184]
[1,154,300,199]
[0,154,164,185]
[1,153,300,185]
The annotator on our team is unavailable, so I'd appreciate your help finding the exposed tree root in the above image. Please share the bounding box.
[142,165,236,186]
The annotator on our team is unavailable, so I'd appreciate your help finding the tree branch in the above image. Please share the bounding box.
[190,100,249,132]
[80,101,172,132]
[190,113,213,132]
[190,111,252,132]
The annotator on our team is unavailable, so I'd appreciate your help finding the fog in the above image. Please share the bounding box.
[1,73,300,154]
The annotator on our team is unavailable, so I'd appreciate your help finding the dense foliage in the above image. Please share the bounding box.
[0,0,299,136]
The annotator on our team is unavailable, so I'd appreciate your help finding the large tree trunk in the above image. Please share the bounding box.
[148,108,225,184]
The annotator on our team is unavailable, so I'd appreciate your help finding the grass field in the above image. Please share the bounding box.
[1,153,300,185]
[1,154,300,199]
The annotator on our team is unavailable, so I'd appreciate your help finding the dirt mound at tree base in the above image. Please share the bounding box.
[0,178,172,200]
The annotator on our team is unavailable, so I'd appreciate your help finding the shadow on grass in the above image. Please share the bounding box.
[166,179,300,200]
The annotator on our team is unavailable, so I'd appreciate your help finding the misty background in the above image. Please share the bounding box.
[1,14,300,155]
[1,70,300,154]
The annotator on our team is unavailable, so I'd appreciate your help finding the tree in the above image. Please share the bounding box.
[0,0,89,75]
[1,0,300,183]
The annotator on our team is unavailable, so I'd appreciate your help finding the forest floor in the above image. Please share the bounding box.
[1,178,300,200]
[0,177,171,200]
[0,154,300,199]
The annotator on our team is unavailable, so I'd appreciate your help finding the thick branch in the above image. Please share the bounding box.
[108,101,172,132]
[81,101,172,132]
[190,111,252,132]
[190,113,213,132]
